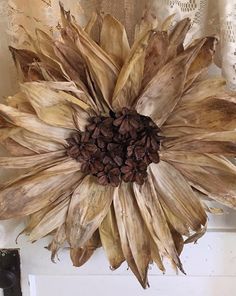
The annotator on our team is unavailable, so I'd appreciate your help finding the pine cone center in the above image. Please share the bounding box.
[66,108,162,187]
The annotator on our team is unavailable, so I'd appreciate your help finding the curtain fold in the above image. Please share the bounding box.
[1,0,236,97]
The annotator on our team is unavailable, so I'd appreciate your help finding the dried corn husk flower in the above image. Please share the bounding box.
[1,2,236,288]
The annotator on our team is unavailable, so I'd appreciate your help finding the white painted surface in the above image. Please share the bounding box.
[1,217,236,296]
[29,275,236,296]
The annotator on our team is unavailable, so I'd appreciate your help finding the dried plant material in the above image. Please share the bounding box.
[1,5,236,288]
[0,150,65,168]
[75,25,119,108]
[100,14,130,67]
[1,137,34,156]
[136,39,206,126]
[84,12,98,36]
[133,177,183,272]
[184,225,207,244]
[29,196,70,241]
[142,31,169,87]
[185,37,218,89]
[47,224,67,262]
[113,183,150,288]
[149,162,207,231]
[21,82,89,130]
[70,230,100,267]
[167,18,191,60]
[99,205,125,270]
[162,152,236,208]
[66,175,114,248]
[10,129,65,153]
[0,104,73,144]
[0,166,81,219]
[9,47,40,81]
[112,31,150,109]
[161,14,176,31]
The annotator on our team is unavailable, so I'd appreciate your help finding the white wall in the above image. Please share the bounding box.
[1,211,236,296]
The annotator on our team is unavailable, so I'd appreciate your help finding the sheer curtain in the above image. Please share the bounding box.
[1,0,236,98]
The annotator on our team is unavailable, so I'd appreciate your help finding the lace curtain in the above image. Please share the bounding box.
[0,0,236,98]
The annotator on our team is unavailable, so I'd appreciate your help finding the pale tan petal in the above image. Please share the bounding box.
[99,205,125,270]
[184,225,207,244]
[100,14,130,67]
[185,37,218,89]
[84,12,98,36]
[22,191,70,237]
[10,129,64,153]
[29,196,70,241]
[149,161,207,231]
[113,182,150,288]
[150,237,165,272]
[53,41,90,96]
[9,46,40,81]
[142,31,169,87]
[133,178,183,272]
[0,161,82,219]
[47,224,67,262]
[112,31,151,109]
[1,137,34,156]
[136,39,206,126]
[34,81,93,107]
[159,200,190,236]
[181,78,226,104]
[0,127,21,141]
[134,8,158,38]
[161,152,236,209]
[70,231,101,267]
[0,104,74,144]
[167,18,191,60]
[21,82,89,130]
[66,175,114,249]
[162,131,236,155]
[0,150,65,168]
[36,29,56,60]
[161,14,176,31]
[75,25,119,108]
[7,92,35,114]
[164,96,236,133]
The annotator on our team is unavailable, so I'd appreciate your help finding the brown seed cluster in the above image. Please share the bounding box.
[66,108,162,187]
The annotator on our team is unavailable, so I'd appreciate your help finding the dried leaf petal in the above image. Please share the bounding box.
[100,14,130,67]
[136,39,206,126]
[164,96,236,133]
[47,224,67,262]
[29,196,70,241]
[0,161,82,219]
[70,230,100,267]
[112,31,151,109]
[66,175,114,248]
[21,83,89,130]
[185,37,218,89]
[10,129,64,153]
[142,31,169,87]
[167,18,191,60]
[99,205,125,270]
[0,150,65,168]
[0,104,74,144]
[161,152,236,209]
[113,182,150,288]
[149,161,207,231]
[75,25,119,107]
[133,178,183,271]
